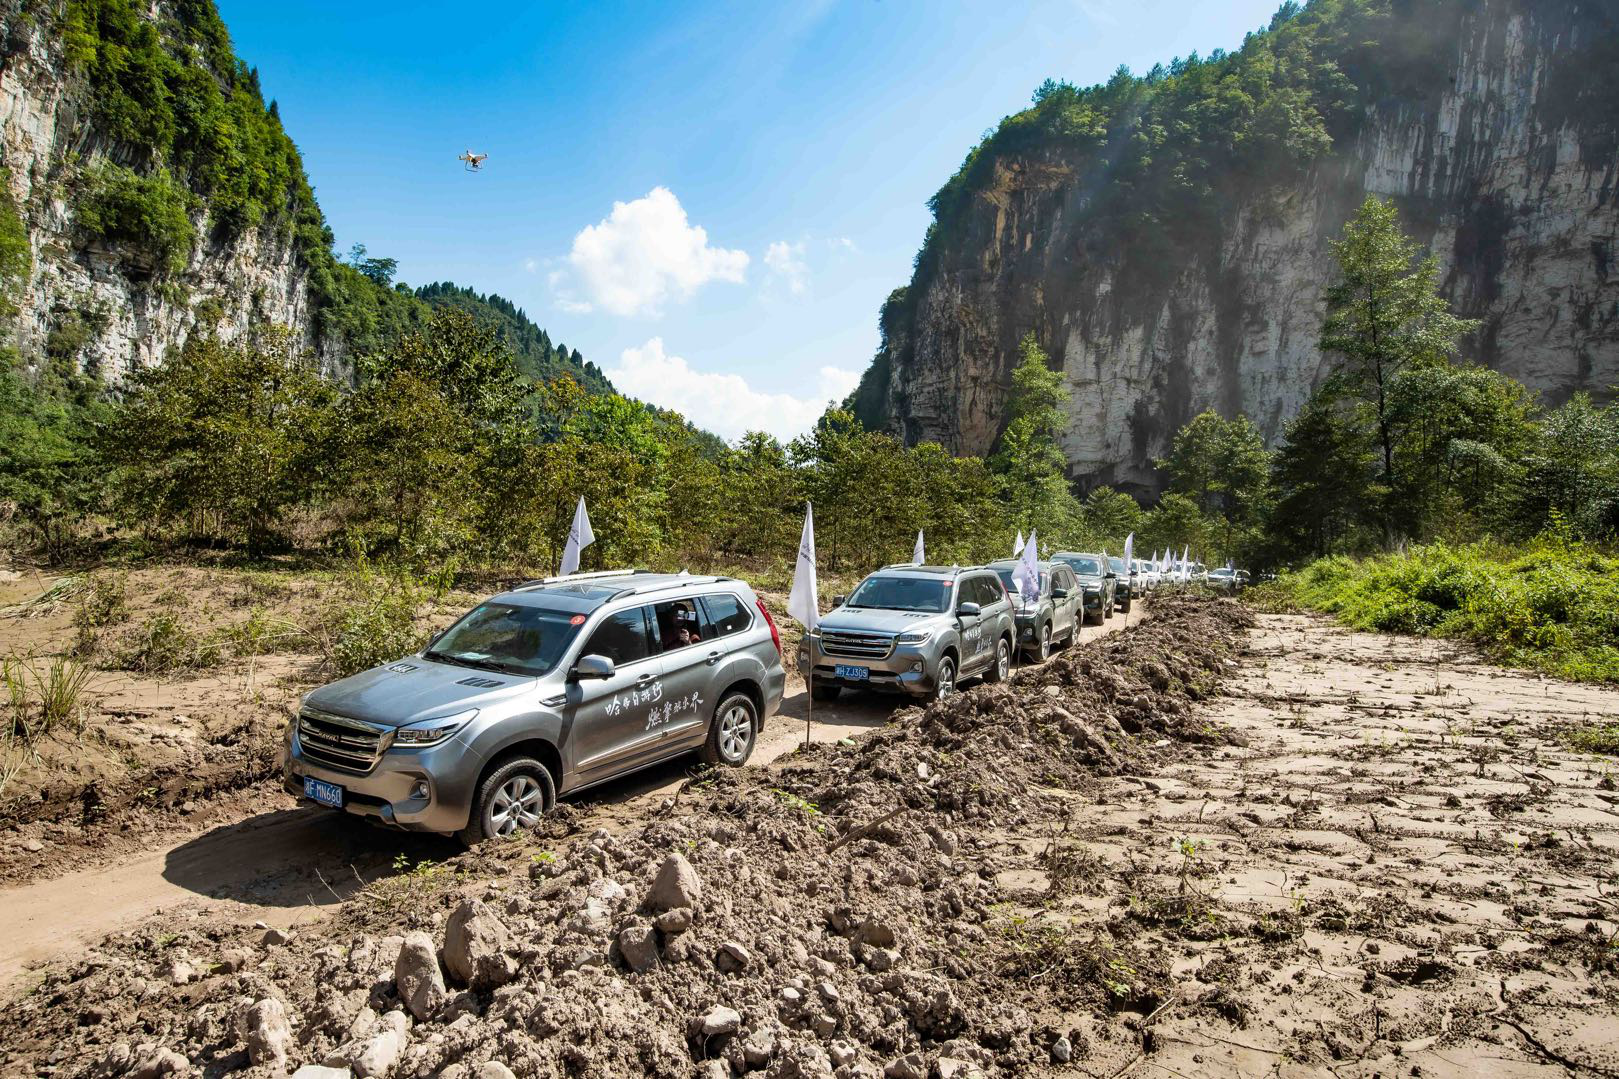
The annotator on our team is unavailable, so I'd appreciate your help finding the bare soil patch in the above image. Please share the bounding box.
[5,601,1613,1079]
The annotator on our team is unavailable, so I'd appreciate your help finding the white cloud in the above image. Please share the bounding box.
[522,257,539,273]
[606,338,859,442]
[764,240,809,295]
[555,187,748,316]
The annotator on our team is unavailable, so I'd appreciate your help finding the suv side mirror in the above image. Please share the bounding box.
[1050,587,1068,599]
[832,594,847,608]
[570,654,615,681]
[956,602,982,617]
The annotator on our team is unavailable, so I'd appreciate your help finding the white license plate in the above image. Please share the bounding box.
[303,776,343,808]
[834,665,869,681]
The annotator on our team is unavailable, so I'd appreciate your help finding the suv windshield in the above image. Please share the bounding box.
[426,601,583,676]
[1059,556,1104,576]
[1108,557,1127,574]
[845,576,951,613]
[993,568,1047,594]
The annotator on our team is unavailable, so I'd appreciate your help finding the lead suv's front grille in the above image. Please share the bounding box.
[298,710,389,774]
[820,630,895,659]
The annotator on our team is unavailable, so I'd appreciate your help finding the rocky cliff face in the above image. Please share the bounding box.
[0,2,326,379]
[860,0,1619,495]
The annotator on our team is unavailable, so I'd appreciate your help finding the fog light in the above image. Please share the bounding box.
[910,661,923,673]
[409,780,429,801]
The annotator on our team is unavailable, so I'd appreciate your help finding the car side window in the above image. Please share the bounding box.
[651,599,703,652]
[699,593,752,638]
[971,576,998,607]
[582,606,653,666]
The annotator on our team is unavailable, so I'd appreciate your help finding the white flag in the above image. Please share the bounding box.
[787,503,820,632]
[559,496,594,576]
[1123,532,1134,569]
[1012,530,1040,602]
[913,530,926,565]
[1014,530,1025,559]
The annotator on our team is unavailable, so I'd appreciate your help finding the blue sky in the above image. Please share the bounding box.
[217,0,1281,441]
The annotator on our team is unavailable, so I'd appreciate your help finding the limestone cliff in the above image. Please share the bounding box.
[0,0,335,378]
[852,0,1619,495]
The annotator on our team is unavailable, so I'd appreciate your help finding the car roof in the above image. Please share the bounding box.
[985,559,1055,570]
[1051,551,1107,560]
[492,571,744,613]
[868,564,974,579]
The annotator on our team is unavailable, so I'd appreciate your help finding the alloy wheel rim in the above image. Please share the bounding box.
[719,703,753,761]
[1040,625,1051,660]
[938,662,955,698]
[997,640,1009,679]
[490,774,545,836]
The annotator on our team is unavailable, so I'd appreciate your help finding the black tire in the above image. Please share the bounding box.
[458,756,556,846]
[1120,595,1133,613]
[700,691,757,767]
[1026,622,1051,663]
[810,681,841,703]
[932,655,957,702]
[983,636,1011,683]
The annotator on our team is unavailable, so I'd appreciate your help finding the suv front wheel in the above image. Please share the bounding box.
[460,757,556,845]
[932,656,956,702]
[701,691,757,766]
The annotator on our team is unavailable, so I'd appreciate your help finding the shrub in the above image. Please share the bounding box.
[74,163,195,276]
[1262,533,1619,683]
[324,587,425,678]
[113,611,222,673]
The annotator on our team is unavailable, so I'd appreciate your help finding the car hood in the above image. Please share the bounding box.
[818,607,952,634]
[301,657,540,727]
[1072,574,1107,588]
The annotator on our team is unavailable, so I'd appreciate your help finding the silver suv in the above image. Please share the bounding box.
[281,570,785,843]
[799,565,1015,702]
[985,559,1083,661]
[1051,552,1117,625]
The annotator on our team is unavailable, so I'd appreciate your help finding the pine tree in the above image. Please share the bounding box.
[1320,196,1477,530]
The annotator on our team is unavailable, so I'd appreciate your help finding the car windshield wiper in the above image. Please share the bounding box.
[424,650,516,674]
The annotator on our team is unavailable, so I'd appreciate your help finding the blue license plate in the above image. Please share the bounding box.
[834,665,869,681]
[303,776,343,808]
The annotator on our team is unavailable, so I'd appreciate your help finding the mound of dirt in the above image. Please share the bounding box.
[2,597,1253,1079]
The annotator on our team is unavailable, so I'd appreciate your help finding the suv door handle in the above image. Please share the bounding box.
[636,672,656,684]
[705,650,722,666]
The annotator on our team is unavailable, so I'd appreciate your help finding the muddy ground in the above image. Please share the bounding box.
[3,597,1616,1079]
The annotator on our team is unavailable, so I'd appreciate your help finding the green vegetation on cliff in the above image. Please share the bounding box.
[416,283,613,394]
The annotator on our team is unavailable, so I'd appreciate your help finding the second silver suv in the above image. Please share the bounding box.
[800,565,1015,702]
[281,570,785,844]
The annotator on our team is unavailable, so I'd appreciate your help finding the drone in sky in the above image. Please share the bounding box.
[458,150,488,172]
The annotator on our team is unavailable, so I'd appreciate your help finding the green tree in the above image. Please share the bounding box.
[1080,486,1144,548]
[1266,391,1377,560]
[1385,363,1533,536]
[1158,410,1271,530]
[102,329,335,553]
[1521,393,1619,537]
[1320,196,1477,521]
[991,333,1078,538]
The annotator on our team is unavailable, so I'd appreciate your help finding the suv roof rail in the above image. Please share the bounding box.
[617,574,729,597]
[512,568,641,591]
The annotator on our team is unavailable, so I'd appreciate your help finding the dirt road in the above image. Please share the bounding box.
[0,607,1140,995]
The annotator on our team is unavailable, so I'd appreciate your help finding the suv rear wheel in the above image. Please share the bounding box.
[459,757,556,845]
[701,691,757,766]
[983,637,1010,683]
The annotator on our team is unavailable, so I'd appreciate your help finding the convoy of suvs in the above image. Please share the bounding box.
[280,555,1246,844]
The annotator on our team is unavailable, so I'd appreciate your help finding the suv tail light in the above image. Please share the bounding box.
[756,599,782,655]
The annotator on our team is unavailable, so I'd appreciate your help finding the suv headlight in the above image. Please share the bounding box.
[896,629,933,644]
[393,708,477,746]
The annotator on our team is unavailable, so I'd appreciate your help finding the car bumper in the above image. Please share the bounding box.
[280,723,479,834]
[797,641,939,697]
[1080,591,1106,611]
